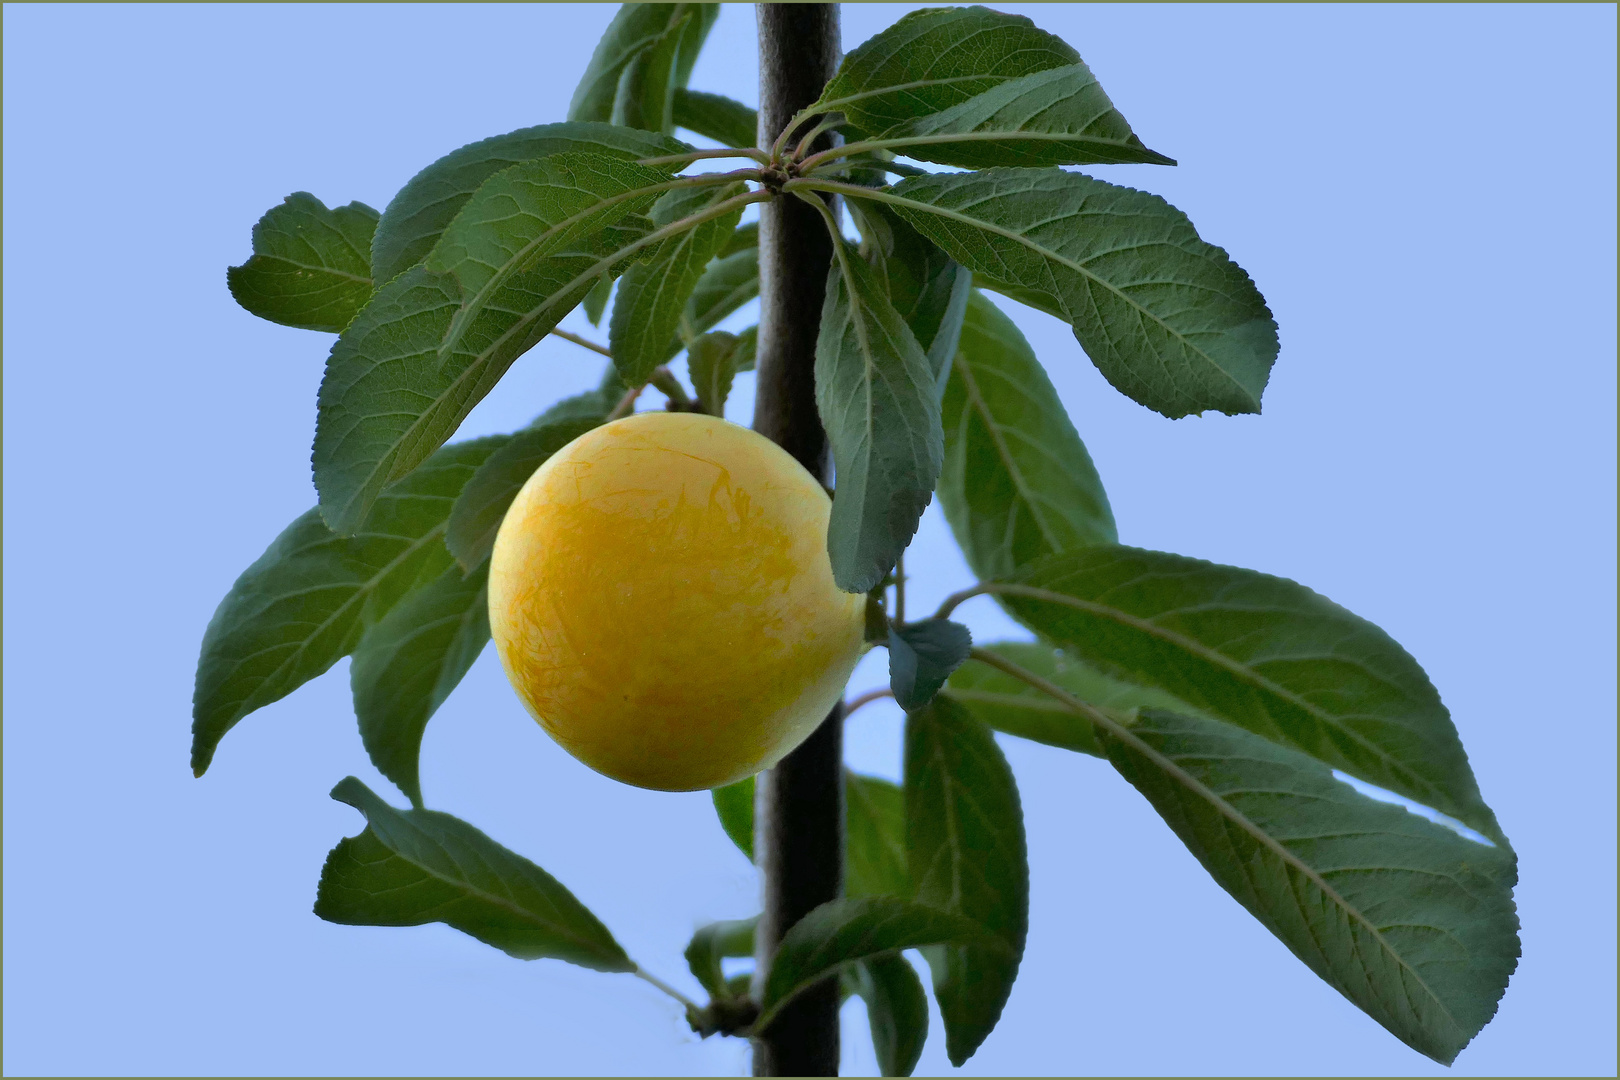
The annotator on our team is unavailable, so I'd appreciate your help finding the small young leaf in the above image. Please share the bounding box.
[582,274,613,325]
[888,619,972,711]
[316,153,673,534]
[758,897,995,1025]
[882,63,1173,170]
[817,7,1078,138]
[712,775,754,859]
[1099,708,1519,1065]
[570,4,718,128]
[610,182,748,385]
[845,770,908,899]
[350,562,490,808]
[227,192,377,332]
[685,915,758,997]
[316,777,634,972]
[673,88,758,149]
[192,437,504,777]
[996,546,1507,843]
[445,417,602,572]
[943,642,1198,757]
[938,290,1116,581]
[851,201,971,388]
[871,169,1278,418]
[815,243,943,593]
[906,695,1028,1065]
[848,953,929,1077]
[371,122,687,285]
[687,331,745,416]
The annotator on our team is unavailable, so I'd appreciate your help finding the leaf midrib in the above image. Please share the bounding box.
[952,351,1065,560]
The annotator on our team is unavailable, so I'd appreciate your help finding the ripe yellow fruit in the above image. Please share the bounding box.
[488,411,867,791]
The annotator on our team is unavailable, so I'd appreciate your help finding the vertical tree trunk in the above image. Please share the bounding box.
[751,4,842,1076]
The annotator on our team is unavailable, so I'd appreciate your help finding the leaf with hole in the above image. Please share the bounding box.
[858,169,1277,418]
[315,777,633,972]
[445,418,602,572]
[888,618,972,711]
[350,562,490,808]
[938,290,1115,581]
[815,240,943,593]
[227,192,377,332]
[191,436,504,777]
[371,122,686,286]
[906,694,1027,1065]
[1099,707,1518,1065]
[997,546,1506,843]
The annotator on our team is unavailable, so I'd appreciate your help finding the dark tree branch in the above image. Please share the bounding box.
[751,4,843,1077]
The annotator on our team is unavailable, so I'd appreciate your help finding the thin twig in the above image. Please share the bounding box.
[605,384,643,421]
[648,367,693,408]
[548,327,613,358]
[843,687,895,717]
[633,966,702,1012]
[933,583,992,620]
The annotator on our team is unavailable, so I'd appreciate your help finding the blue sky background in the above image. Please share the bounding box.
[4,3,1615,1076]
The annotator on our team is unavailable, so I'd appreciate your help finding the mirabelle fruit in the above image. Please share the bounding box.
[488,411,867,791]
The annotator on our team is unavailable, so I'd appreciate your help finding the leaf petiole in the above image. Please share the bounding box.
[633,965,703,1012]
[639,147,772,167]
[548,327,612,358]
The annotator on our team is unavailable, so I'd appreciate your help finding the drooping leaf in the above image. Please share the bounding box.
[882,63,1173,170]
[815,243,943,593]
[845,770,909,901]
[531,364,626,427]
[865,169,1278,418]
[851,200,972,388]
[997,547,1508,843]
[370,122,686,285]
[816,7,1079,139]
[444,418,602,572]
[906,695,1028,1065]
[687,331,748,416]
[888,619,973,711]
[315,777,634,972]
[943,641,1198,757]
[848,953,929,1077]
[758,897,996,1026]
[315,153,675,534]
[681,244,760,344]
[712,775,754,859]
[938,290,1116,580]
[192,437,504,777]
[685,915,758,998]
[1099,708,1518,1065]
[350,563,490,807]
[610,182,748,384]
[227,192,378,332]
[570,4,718,130]
[582,274,614,324]
[673,88,758,149]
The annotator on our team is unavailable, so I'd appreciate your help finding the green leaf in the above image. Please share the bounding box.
[888,619,972,711]
[851,201,972,388]
[531,364,626,427]
[227,192,378,332]
[371,122,687,286]
[759,897,995,1025]
[582,274,614,325]
[315,152,676,534]
[349,562,490,808]
[685,915,758,997]
[864,169,1278,418]
[673,88,758,149]
[609,10,690,134]
[817,6,1079,138]
[999,548,1507,842]
[682,244,760,344]
[687,331,748,416]
[906,695,1027,1065]
[712,775,754,859]
[570,4,717,133]
[718,220,758,257]
[610,182,748,384]
[1099,708,1518,1065]
[938,290,1116,581]
[845,770,909,900]
[943,641,1198,757]
[444,417,602,572]
[316,777,634,972]
[191,437,504,777]
[815,242,943,593]
[879,63,1173,170]
[848,953,929,1077]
